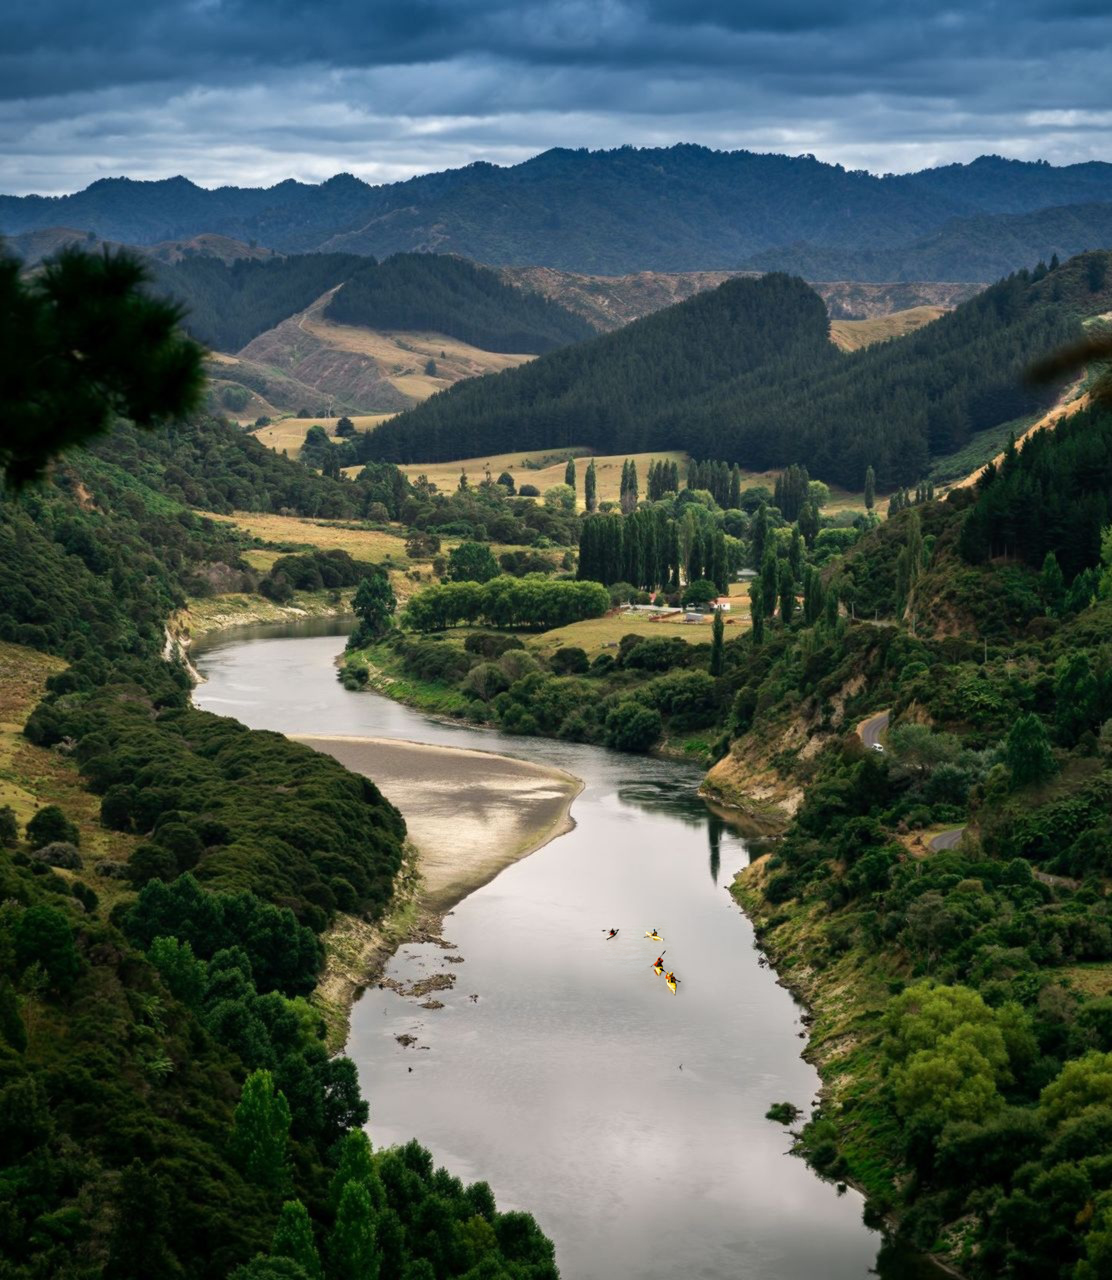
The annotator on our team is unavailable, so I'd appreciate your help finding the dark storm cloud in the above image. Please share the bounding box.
[4,0,1112,192]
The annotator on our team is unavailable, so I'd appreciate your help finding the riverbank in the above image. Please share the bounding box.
[731,858,962,1278]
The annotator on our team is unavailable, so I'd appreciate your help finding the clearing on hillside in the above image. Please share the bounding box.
[829,305,948,352]
[252,413,397,460]
[235,289,537,419]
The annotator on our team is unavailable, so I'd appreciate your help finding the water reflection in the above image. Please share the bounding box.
[708,810,724,884]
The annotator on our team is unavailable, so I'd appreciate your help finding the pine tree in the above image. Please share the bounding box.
[585,460,598,512]
[1040,551,1066,616]
[272,1201,323,1280]
[710,608,725,676]
[564,458,576,492]
[864,465,876,511]
[231,1070,291,1191]
[329,1182,379,1280]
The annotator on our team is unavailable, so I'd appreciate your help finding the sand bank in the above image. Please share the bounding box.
[297,733,582,1047]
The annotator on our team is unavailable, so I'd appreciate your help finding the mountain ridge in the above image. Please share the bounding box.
[6,146,1112,278]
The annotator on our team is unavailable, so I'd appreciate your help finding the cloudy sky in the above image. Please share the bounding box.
[6,0,1112,195]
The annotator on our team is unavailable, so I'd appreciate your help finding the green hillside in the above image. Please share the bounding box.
[0,413,557,1279]
[365,257,1110,488]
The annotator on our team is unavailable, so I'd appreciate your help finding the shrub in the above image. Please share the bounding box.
[30,841,83,870]
[26,805,79,850]
[0,805,17,847]
[551,647,589,675]
[604,702,662,753]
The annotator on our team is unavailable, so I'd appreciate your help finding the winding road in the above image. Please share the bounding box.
[928,827,965,851]
[858,709,890,749]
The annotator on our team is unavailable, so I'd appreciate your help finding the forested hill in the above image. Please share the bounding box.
[7,147,1112,277]
[364,254,1109,488]
[146,250,594,355]
[745,201,1112,283]
[324,253,596,353]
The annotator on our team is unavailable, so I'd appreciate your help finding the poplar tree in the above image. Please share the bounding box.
[272,1201,323,1280]
[564,458,576,493]
[329,1182,379,1280]
[778,560,795,626]
[728,465,742,510]
[585,460,598,512]
[710,608,725,676]
[749,585,765,645]
[760,546,779,618]
[788,527,804,581]
[751,502,769,567]
[864,465,876,511]
[798,502,819,548]
[231,1070,291,1191]
[711,531,728,594]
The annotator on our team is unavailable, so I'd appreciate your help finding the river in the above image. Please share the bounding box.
[193,620,933,1280]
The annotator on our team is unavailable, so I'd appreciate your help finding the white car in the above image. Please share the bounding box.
[870,742,885,753]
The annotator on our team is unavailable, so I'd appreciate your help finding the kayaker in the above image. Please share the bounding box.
[665,971,676,984]
[654,955,664,969]
[607,928,618,938]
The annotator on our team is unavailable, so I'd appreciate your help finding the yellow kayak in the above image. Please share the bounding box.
[666,975,678,994]
[644,932,664,941]
[652,963,664,975]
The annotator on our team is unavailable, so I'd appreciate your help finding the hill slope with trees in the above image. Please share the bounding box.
[146,250,594,357]
[365,254,1112,488]
[324,253,596,353]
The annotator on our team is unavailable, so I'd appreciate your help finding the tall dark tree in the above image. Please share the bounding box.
[710,608,725,676]
[864,465,876,511]
[564,457,577,492]
[585,460,598,512]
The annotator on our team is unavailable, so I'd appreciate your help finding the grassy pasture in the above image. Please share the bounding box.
[197,510,413,562]
[0,641,138,897]
[399,449,687,509]
[300,309,535,399]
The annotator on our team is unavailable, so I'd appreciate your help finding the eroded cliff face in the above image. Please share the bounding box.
[701,670,871,825]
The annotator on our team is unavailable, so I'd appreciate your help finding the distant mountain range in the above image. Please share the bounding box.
[5,147,1112,279]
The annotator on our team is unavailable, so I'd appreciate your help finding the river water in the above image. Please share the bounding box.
[193,621,930,1280]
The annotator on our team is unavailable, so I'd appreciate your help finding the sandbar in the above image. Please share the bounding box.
[294,734,582,912]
